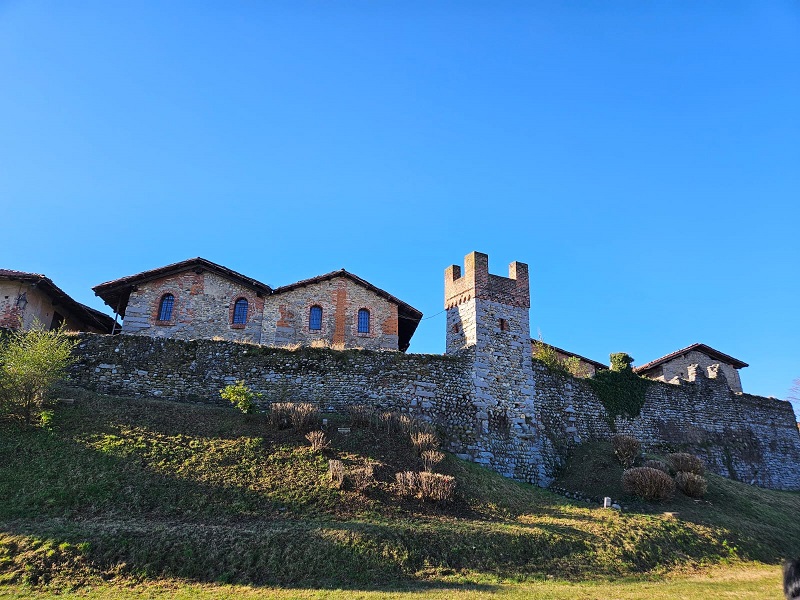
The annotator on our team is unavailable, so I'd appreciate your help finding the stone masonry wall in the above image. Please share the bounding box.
[261,276,399,351]
[533,361,800,490]
[121,271,265,343]
[68,333,485,459]
[642,350,744,393]
[68,332,800,490]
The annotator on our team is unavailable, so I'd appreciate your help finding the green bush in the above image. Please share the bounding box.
[622,466,675,501]
[219,381,260,414]
[0,322,76,426]
[676,472,708,498]
[668,452,704,475]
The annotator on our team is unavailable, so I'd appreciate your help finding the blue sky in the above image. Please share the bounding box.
[1,2,798,412]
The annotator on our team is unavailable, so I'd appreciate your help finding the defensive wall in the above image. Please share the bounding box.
[69,331,800,490]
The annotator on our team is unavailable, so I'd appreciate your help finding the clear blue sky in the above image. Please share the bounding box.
[1,2,798,412]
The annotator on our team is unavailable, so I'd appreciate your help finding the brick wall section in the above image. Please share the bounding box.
[260,276,400,351]
[121,271,264,342]
[639,350,744,393]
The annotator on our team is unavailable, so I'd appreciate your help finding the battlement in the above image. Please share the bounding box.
[444,251,530,309]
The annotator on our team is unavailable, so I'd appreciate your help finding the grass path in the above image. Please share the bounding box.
[0,564,781,599]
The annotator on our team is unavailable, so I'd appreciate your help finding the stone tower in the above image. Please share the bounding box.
[444,252,547,484]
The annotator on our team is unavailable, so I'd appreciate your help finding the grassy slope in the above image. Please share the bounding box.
[1,388,798,592]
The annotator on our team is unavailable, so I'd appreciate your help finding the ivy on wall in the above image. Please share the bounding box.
[587,353,652,430]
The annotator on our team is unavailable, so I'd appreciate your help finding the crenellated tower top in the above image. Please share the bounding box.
[444,251,529,310]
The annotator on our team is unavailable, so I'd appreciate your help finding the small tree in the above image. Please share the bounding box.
[220,380,260,414]
[0,322,76,426]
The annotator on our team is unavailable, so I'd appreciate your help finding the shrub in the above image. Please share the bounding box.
[270,402,320,431]
[346,404,372,428]
[219,380,260,414]
[410,431,438,455]
[667,452,705,475]
[0,322,76,426]
[347,464,375,492]
[610,353,635,372]
[378,411,399,434]
[643,459,670,474]
[268,402,292,428]
[612,435,641,468]
[395,471,419,497]
[305,431,330,452]
[421,450,445,472]
[676,472,708,498]
[622,467,675,501]
[418,472,456,502]
[328,460,345,488]
[289,403,320,431]
[39,409,54,428]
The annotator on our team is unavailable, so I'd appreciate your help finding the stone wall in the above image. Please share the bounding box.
[532,361,800,490]
[67,332,800,490]
[639,350,744,393]
[68,333,482,456]
[261,276,400,351]
[121,271,265,342]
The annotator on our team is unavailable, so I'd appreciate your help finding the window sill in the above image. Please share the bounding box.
[231,323,246,330]
[154,320,176,327]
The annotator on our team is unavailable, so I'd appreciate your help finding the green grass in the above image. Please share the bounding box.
[0,565,785,599]
[1,388,798,594]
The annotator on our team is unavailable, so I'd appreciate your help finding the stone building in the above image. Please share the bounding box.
[634,343,747,393]
[92,257,422,351]
[0,269,114,333]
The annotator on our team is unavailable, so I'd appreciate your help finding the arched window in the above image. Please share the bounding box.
[309,305,322,331]
[233,298,248,324]
[358,308,370,333]
[157,294,174,321]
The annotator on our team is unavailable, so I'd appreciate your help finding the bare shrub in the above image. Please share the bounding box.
[612,435,641,468]
[289,403,320,431]
[328,460,345,488]
[268,403,292,428]
[667,452,704,475]
[305,431,330,452]
[643,459,670,474]
[347,464,375,492]
[378,411,399,435]
[421,450,445,472]
[622,467,675,501]
[396,414,413,435]
[394,471,419,497]
[410,431,439,455]
[418,472,456,502]
[676,472,708,498]
[346,404,373,428]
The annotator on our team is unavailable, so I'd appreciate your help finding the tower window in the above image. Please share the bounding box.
[358,308,370,333]
[158,294,175,321]
[309,305,322,331]
[233,298,248,324]
[499,318,509,331]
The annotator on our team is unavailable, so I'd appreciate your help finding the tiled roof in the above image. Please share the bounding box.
[634,343,749,372]
[531,339,608,370]
[93,257,272,317]
[0,269,115,333]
